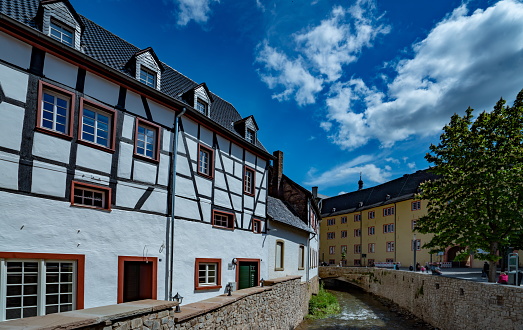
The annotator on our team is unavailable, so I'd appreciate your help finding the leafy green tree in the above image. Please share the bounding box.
[416,90,523,282]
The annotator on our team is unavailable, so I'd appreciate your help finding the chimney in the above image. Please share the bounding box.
[358,172,364,190]
[273,150,284,197]
[312,186,318,199]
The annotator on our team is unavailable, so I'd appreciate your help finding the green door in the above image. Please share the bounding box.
[238,262,257,289]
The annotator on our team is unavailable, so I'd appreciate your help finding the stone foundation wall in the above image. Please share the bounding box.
[319,267,523,330]
[0,276,319,330]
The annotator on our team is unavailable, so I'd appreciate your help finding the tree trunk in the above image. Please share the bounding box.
[488,242,498,283]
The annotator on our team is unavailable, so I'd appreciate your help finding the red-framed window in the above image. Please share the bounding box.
[354,214,361,222]
[341,216,347,224]
[78,98,117,152]
[252,218,262,233]
[243,166,255,196]
[341,245,347,254]
[354,244,361,254]
[329,246,335,255]
[36,81,75,139]
[383,206,395,216]
[212,210,235,230]
[134,118,161,162]
[197,144,214,178]
[341,230,347,238]
[354,229,361,237]
[194,258,222,290]
[411,200,421,211]
[327,218,335,226]
[368,243,375,253]
[368,211,375,219]
[386,241,395,252]
[368,226,375,235]
[383,223,394,233]
[70,181,111,211]
[327,232,335,240]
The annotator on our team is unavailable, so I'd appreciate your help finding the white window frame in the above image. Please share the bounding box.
[198,263,217,287]
[41,89,70,135]
[354,214,361,222]
[0,259,76,321]
[354,244,361,254]
[368,243,375,253]
[368,226,375,235]
[341,216,347,224]
[246,129,255,143]
[49,20,74,47]
[244,167,255,195]
[412,201,421,211]
[139,67,156,88]
[386,241,395,252]
[354,229,361,237]
[136,122,157,159]
[341,230,347,238]
[327,219,335,226]
[196,99,207,115]
[80,105,112,148]
[368,211,375,219]
[327,232,335,240]
[329,246,335,255]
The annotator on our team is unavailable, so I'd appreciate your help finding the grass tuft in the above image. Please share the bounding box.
[306,284,341,320]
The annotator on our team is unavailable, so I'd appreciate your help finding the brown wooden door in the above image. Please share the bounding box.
[123,261,153,302]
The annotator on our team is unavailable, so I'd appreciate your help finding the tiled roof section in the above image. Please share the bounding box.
[321,169,439,216]
[267,196,314,234]
[1,0,267,152]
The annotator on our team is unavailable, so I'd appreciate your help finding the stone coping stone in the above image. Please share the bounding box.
[0,299,178,330]
[173,276,301,323]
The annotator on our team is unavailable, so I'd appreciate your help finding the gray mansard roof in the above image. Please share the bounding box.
[321,169,439,217]
[0,0,267,151]
[267,196,314,234]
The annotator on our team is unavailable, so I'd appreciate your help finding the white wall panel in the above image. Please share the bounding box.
[200,200,211,222]
[117,142,133,179]
[214,171,226,190]
[121,114,135,140]
[245,152,255,168]
[234,161,243,178]
[230,143,242,161]
[115,182,145,209]
[141,189,167,214]
[267,222,309,281]
[227,175,242,194]
[133,160,157,184]
[195,176,212,197]
[125,91,147,120]
[74,170,110,185]
[254,202,266,218]
[175,155,191,177]
[199,126,212,147]
[231,194,243,211]
[0,103,24,151]
[43,54,77,88]
[157,154,170,187]
[216,136,229,154]
[0,32,32,69]
[76,144,112,174]
[256,160,266,173]
[32,132,71,164]
[84,72,119,106]
[244,196,254,210]
[0,152,19,190]
[174,196,200,219]
[148,99,174,128]
[162,129,172,152]
[31,161,66,197]
[0,63,28,102]
[221,155,233,173]
[181,118,198,139]
[214,189,232,209]
[186,139,197,162]
[175,176,195,198]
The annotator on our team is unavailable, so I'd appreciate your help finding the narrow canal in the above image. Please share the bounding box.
[297,281,431,329]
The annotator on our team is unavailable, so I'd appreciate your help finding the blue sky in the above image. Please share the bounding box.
[70,0,523,197]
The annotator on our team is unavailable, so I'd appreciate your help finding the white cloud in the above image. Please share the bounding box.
[255,0,265,12]
[174,0,219,26]
[304,155,391,187]
[324,0,523,149]
[407,162,416,169]
[256,0,388,105]
[385,157,400,164]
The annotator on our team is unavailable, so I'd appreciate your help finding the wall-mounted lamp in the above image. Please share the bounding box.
[225,283,232,296]
[173,292,183,313]
[232,258,238,265]
[260,278,264,287]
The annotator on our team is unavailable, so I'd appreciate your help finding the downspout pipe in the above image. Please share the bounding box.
[168,108,186,301]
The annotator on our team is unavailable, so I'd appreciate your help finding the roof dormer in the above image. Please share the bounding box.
[35,0,84,50]
[233,115,259,144]
[181,83,214,116]
[126,47,163,91]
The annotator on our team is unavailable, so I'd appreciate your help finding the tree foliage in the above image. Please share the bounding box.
[416,90,523,280]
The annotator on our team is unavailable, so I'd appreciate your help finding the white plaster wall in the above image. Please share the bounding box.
[31,161,67,197]
[116,182,146,209]
[117,142,133,179]
[148,100,173,128]
[171,220,268,304]
[84,72,119,107]
[74,170,110,185]
[254,200,266,218]
[0,152,19,190]
[256,159,266,173]
[194,175,212,197]
[181,118,198,139]
[221,154,233,173]
[173,196,199,220]
[230,144,242,162]
[0,63,28,102]
[244,152,255,168]
[43,54,77,89]
[125,91,147,119]
[175,154,191,178]
[133,160,157,185]
[267,222,309,281]
[141,188,168,214]
[121,114,135,140]
[175,176,195,199]
[231,194,243,212]
[0,32,32,70]
[185,139,198,162]
[0,191,167,308]
[214,171,226,190]
[76,144,112,174]
[32,132,71,165]
[244,196,254,210]
[216,136,229,154]
[233,162,243,179]
[157,154,170,187]
[162,130,172,153]
[214,189,231,209]
[227,174,241,195]
[0,103,24,151]
[199,126,212,147]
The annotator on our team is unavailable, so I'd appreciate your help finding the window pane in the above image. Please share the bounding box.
[46,295,59,305]
[24,285,37,295]
[6,308,21,320]
[24,262,38,272]
[60,304,72,312]
[46,305,59,314]
[46,274,59,283]
[24,274,38,284]
[47,284,59,294]
[7,285,22,296]
[61,264,73,272]
[23,296,37,307]
[6,297,22,308]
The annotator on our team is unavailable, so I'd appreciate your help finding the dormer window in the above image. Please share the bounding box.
[246,129,255,143]
[139,67,156,88]
[50,20,74,46]
[196,99,207,115]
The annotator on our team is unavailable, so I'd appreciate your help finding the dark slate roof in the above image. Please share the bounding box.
[267,196,314,234]
[1,0,266,151]
[321,169,439,216]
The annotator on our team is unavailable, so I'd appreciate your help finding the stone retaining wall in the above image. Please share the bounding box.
[0,276,319,330]
[319,267,523,330]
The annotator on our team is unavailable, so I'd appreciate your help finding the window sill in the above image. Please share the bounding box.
[195,285,222,291]
[133,153,160,164]
[78,140,115,153]
[197,171,214,180]
[35,127,73,140]
[274,268,284,271]
[298,267,305,270]
[70,203,111,212]
[212,225,234,231]
[244,192,255,197]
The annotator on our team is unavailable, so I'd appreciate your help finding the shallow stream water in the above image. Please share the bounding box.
[296,288,429,330]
